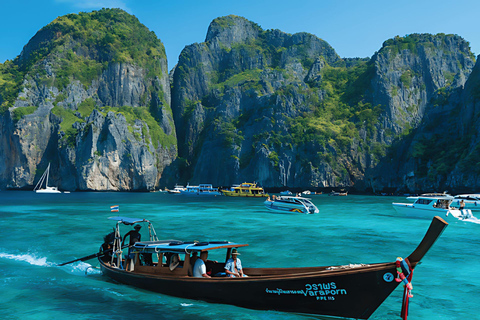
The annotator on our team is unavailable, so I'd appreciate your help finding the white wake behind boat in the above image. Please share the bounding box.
[264,196,319,214]
[33,163,61,194]
[392,196,476,221]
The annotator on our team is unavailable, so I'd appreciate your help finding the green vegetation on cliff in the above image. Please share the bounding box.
[25,8,166,77]
[1,8,167,109]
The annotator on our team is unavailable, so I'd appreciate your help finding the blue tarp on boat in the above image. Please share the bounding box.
[108,216,149,225]
[132,240,248,253]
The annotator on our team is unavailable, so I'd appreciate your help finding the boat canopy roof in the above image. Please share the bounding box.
[454,194,480,199]
[132,240,248,254]
[108,216,151,225]
[277,196,312,200]
[417,196,452,201]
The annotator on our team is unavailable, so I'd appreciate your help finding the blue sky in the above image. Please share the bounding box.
[1,0,479,71]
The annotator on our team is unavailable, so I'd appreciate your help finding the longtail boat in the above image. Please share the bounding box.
[92,216,447,319]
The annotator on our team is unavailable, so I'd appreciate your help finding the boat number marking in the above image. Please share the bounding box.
[383,272,394,282]
[265,282,347,301]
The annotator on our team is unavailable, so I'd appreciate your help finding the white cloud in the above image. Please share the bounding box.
[55,0,132,13]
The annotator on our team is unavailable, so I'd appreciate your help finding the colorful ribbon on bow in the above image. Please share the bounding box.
[396,257,414,320]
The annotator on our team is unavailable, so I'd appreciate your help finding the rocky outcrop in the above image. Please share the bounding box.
[171,17,476,192]
[369,34,475,137]
[170,15,348,188]
[365,46,478,193]
[0,9,176,191]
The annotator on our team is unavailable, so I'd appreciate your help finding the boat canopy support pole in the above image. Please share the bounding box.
[148,222,159,242]
[112,222,123,269]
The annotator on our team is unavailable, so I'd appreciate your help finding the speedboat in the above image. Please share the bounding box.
[65,216,447,319]
[393,196,474,221]
[264,195,319,214]
[180,184,222,196]
[166,185,185,194]
[451,194,480,210]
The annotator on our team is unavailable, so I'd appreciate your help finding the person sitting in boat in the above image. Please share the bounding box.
[224,249,247,277]
[122,224,142,269]
[460,200,465,210]
[193,251,211,278]
[188,252,199,276]
[165,253,181,271]
[100,230,115,263]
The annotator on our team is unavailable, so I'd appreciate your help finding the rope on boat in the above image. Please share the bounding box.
[184,243,195,254]
[396,257,414,320]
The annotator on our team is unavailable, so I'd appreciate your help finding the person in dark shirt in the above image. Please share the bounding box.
[122,224,142,270]
[122,224,142,246]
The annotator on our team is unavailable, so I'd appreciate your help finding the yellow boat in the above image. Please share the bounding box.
[222,182,269,197]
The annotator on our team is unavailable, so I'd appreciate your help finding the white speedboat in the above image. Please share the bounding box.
[451,194,480,210]
[34,163,61,194]
[180,184,222,196]
[167,185,186,194]
[392,196,474,221]
[264,196,319,214]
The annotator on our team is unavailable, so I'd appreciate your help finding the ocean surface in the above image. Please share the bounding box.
[0,191,479,320]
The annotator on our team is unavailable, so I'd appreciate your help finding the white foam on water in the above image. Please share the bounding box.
[0,251,102,276]
[0,252,54,267]
[66,261,102,275]
[461,217,480,224]
[181,303,194,307]
[92,287,125,297]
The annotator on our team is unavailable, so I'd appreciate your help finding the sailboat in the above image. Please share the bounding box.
[34,163,61,194]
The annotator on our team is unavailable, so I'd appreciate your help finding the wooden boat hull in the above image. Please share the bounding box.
[100,260,400,319]
[97,216,447,319]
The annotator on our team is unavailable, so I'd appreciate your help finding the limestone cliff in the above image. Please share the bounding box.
[0,9,176,191]
[1,12,478,193]
[366,53,480,193]
[170,16,476,192]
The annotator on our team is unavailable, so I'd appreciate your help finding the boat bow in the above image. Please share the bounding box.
[407,216,448,267]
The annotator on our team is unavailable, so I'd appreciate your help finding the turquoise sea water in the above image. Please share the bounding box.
[0,191,479,320]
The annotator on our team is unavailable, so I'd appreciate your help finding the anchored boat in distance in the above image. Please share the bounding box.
[33,163,61,194]
[264,195,319,214]
[222,182,268,197]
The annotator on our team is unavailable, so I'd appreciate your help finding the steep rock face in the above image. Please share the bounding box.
[0,9,176,191]
[365,44,477,193]
[171,17,476,191]
[171,15,370,188]
[61,110,169,190]
[370,34,475,137]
